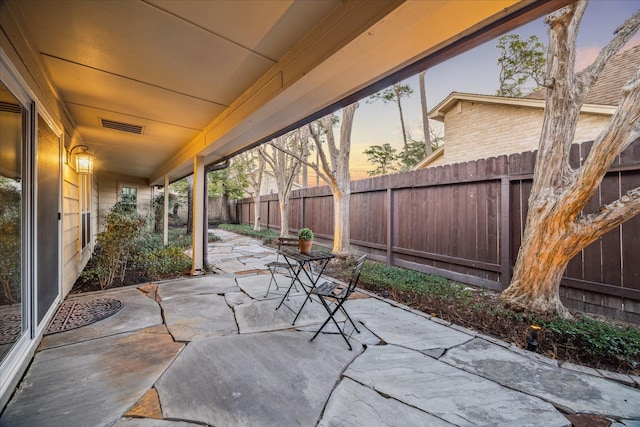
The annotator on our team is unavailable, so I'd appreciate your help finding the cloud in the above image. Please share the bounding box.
[575,33,640,72]
[623,32,640,51]
[575,46,601,71]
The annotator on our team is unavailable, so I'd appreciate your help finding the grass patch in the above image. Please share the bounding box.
[218,223,280,244]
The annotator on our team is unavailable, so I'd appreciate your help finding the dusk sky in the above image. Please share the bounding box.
[347,0,640,176]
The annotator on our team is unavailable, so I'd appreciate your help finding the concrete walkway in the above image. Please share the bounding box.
[1,230,639,426]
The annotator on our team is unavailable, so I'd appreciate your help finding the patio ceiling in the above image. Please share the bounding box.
[6,0,570,185]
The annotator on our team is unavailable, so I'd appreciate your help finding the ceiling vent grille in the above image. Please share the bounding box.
[100,118,144,134]
[0,101,22,114]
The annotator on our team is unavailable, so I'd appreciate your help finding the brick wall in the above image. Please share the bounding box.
[429,100,611,167]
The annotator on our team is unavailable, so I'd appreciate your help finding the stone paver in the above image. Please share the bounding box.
[319,377,455,426]
[225,291,253,306]
[161,293,237,341]
[114,419,202,427]
[1,327,183,427]
[441,338,640,419]
[156,274,239,300]
[155,331,362,427]
[344,298,474,351]
[235,295,333,334]
[344,345,570,426]
[235,273,305,300]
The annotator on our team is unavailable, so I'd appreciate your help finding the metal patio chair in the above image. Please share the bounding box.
[310,254,366,350]
[264,237,299,297]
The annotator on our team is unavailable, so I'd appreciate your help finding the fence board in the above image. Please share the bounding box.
[620,136,640,165]
[622,171,640,290]
[236,140,640,314]
[600,173,622,286]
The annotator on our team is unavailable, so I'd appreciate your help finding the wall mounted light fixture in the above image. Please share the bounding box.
[68,145,95,175]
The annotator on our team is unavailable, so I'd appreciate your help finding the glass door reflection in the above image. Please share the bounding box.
[0,81,25,362]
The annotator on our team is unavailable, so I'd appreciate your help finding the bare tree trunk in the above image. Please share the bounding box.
[332,188,350,254]
[279,200,289,238]
[395,83,409,158]
[302,163,308,188]
[253,151,265,231]
[501,3,640,316]
[272,104,359,255]
[263,131,305,238]
[253,193,261,231]
[419,70,433,156]
[311,103,358,255]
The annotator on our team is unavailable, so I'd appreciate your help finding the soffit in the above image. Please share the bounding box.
[5,0,570,183]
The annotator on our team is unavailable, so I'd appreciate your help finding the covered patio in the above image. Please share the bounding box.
[0,0,600,414]
[1,230,639,426]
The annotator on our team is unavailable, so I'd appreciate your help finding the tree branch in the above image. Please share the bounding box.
[308,121,338,188]
[565,65,640,217]
[321,115,340,168]
[575,186,640,245]
[268,138,331,185]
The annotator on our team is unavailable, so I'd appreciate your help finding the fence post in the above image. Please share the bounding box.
[266,199,270,230]
[386,188,394,266]
[301,195,306,229]
[500,177,511,289]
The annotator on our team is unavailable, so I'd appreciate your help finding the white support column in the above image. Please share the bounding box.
[191,156,205,275]
[163,174,169,246]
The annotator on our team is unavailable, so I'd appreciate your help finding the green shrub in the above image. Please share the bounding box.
[94,203,145,289]
[129,227,192,279]
[360,260,470,301]
[136,245,191,279]
[541,316,640,370]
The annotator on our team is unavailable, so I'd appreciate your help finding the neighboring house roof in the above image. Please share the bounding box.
[416,45,639,170]
[525,44,640,105]
[413,146,445,170]
[428,92,614,123]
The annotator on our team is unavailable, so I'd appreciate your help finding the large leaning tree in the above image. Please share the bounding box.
[501,1,640,316]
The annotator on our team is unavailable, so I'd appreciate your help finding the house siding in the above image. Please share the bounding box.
[97,171,152,232]
[429,100,611,167]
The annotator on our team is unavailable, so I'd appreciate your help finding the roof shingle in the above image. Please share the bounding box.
[525,44,640,105]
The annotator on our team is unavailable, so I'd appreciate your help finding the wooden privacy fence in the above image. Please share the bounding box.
[236,140,640,321]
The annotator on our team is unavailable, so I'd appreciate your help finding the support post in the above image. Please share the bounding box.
[191,156,205,275]
[163,175,169,246]
[203,169,209,270]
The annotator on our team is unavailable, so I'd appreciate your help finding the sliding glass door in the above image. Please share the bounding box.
[0,80,26,363]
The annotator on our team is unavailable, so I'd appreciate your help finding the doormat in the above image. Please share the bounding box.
[45,298,123,335]
[0,312,21,345]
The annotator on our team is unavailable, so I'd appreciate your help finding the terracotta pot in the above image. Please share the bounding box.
[299,239,313,254]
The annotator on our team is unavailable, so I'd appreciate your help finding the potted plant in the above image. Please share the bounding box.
[298,228,313,254]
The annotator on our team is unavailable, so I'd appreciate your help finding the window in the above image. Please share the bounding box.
[120,186,137,212]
